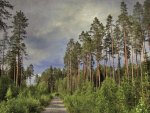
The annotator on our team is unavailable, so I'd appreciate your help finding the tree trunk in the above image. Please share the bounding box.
[139,54,143,83]
[105,51,108,78]
[131,47,134,83]
[83,55,87,80]
[69,55,72,94]
[136,53,138,78]
[118,53,120,85]
[16,54,19,86]
[77,58,80,87]
[124,30,128,77]
[14,63,16,83]
[96,60,100,87]
[111,28,115,80]
[67,61,70,92]
[0,65,1,77]
[109,54,111,77]
[89,54,93,83]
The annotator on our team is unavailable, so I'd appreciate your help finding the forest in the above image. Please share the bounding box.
[0,0,150,113]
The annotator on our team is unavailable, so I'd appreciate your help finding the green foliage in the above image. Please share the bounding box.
[37,81,48,94]
[96,77,119,113]
[5,86,13,100]
[0,76,12,101]
[0,97,40,113]
[0,81,52,113]
[39,94,52,106]
[64,81,96,113]
[131,97,149,113]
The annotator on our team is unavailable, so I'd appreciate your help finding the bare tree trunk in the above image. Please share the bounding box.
[0,65,1,77]
[70,55,72,94]
[16,55,19,86]
[111,28,115,79]
[105,51,108,78]
[83,55,87,81]
[109,54,111,77]
[67,61,70,91]
[118,53,120,85]
[96,60,100,87]
[77,59,80,87]
[136,53,138,78]
[131,47,134,83]
[2,42,4,76]
[139,54,143,83]
[124,30,128,77]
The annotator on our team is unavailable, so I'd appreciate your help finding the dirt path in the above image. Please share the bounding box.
[41,97,67,113]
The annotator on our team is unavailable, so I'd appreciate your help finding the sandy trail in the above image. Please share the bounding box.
[41,97,67,113]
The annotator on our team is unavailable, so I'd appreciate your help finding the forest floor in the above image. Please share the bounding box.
[41,97,67,113]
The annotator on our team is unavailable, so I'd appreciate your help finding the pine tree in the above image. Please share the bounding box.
[113,21,122,84]
[118,1,130,77]
[79,31,94,82]
[74,41,81,87]
[64,38,75,94]
[11,11,28,86]
[105,14,116,79]
[90,17,105,87]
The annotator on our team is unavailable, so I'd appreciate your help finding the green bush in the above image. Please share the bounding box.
[64,81,96,113]
[0,76,12,101]
[0,97,41,113]
[95,77,119,113]
[0,99,28,113]
[39,94,52,106]
[37,81,48,94]
[5,86,13,100]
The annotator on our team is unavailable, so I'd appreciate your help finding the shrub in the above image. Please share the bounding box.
[95,77,119,113]
[39,94,51,106]
[0,76,12,101]
[5,86,13,100]
[64,81,96,113]
[37,81,48,94]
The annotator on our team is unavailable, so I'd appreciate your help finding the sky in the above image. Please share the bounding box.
[7,0,144,74]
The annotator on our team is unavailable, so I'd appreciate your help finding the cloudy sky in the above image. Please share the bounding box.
[8,0,144,74]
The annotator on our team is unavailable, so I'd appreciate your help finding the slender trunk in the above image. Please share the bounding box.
[148,30,150,50]
[83,55,87,81]
[77,59,80,87]
[105,51,107,78]
[83,60,86,80]
[14,63,16,83]
[124,30,128,77]
[67,61,70,91]
[70,55,72,94]
[104,57,106,78]
[91,55,94,84]
[89,54,92,82]
[0,65,1,77]
[96,60,100,87]
[131,47,134,83]
[112,55,115,79]
[139,54,143,83]
[111,28,115,79]
[16,54,19,86]
[118,53,120,85]
[136,53,138,77]
[109,54,111,77]
[2,42,4,76]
